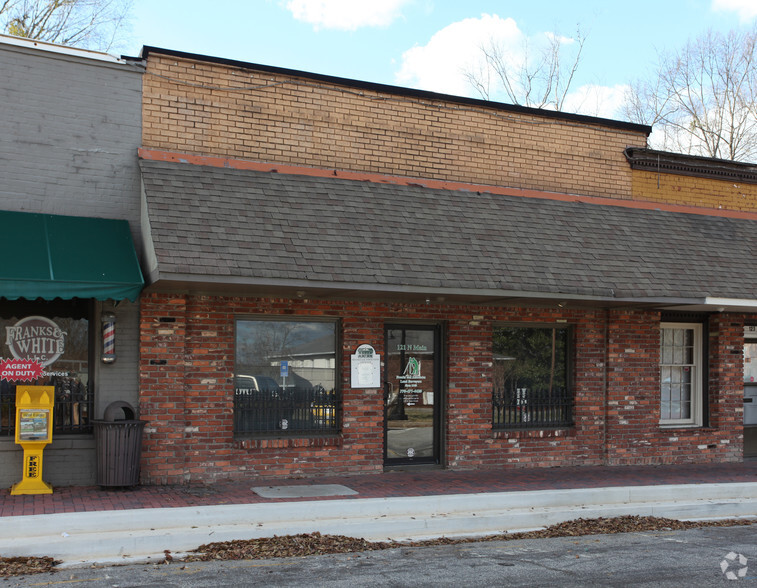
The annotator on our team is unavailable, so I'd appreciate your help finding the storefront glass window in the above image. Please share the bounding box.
[0,300,91,436]
[234,319,338,435]
[492,325,573,429]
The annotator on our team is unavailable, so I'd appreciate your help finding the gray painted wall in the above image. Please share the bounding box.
[0,39,143,248]
[95,300,141,417]
[0,38,144,487]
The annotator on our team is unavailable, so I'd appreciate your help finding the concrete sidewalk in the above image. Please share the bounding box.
[2,462,757,566]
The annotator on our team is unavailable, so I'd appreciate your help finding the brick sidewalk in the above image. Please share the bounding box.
[3,461,757,517]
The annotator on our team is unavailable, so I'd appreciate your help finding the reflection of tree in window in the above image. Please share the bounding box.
[236,321,335,388]
[236,321,298,375]
[53,318,88,379]
[492,325,572,429]
[493,327,567,393]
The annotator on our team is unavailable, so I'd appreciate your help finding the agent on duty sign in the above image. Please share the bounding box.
[351,344,381,388]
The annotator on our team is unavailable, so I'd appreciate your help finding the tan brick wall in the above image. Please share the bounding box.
[632,169,757,211]
[143,54,647,199]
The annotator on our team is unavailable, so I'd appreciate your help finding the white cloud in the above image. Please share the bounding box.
[712,0,757,21]
[284,0,411,31]
[544,31,575,46]
[562,84,629,119]
[395,14,524,97]
[394,14,628,122]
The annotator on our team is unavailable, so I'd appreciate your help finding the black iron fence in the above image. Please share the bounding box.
[234,386,339,435]
[492,385,573,429]
[0,379,93,436]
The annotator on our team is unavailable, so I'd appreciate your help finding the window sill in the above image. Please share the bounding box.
[492,427,574,440]
[235,434,342,450]
[658,424,706,430]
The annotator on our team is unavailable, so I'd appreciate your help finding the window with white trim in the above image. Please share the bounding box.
[659,322,702,426]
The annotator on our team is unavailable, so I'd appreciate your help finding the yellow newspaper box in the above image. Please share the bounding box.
[11,386,54,495]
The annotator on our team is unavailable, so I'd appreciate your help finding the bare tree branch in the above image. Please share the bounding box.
[623,27,757,162]
[0,0,132,52]
[464,26,586,111]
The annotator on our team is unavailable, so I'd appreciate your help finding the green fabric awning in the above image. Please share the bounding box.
[0,211,144,301]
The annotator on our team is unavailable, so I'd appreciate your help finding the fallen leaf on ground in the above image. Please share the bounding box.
[182,515,754,562]
[0,556,60,577]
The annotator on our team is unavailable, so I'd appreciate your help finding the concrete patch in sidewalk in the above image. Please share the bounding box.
[252,484,358,498]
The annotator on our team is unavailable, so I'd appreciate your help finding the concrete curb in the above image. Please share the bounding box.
[2,482,756,566]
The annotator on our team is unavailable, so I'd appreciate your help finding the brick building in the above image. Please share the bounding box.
[625,147,757,212]
[132,47,757,484]
[0,36,144,487]
[3,37,757,488]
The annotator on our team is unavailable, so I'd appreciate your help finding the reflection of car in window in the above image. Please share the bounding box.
[233,375,337,433]
[234,375,281,396]
[234,375,289,432]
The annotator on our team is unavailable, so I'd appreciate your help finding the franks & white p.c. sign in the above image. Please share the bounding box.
[5,316,67,368]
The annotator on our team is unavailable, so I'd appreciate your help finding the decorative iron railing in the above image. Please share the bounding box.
[0,380,93,436]
[492,385,573,429]
[234,386,339,435]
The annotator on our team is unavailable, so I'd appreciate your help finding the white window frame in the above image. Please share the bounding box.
[659,322,702,427]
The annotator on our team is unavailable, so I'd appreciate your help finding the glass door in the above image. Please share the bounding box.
[744,331,757,457]
[384,324,440,465]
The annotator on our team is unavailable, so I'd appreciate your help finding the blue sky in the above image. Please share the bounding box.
[124,0,757,120]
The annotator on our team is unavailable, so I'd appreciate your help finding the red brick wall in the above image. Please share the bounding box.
[603,311,743,465]
[139,294,188,482]
[707,315,744,450]
[139,293,745,484]
[604,310,661,464]
[446,310,607,469]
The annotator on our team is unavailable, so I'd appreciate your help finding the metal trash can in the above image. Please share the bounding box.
[93,401,147,487]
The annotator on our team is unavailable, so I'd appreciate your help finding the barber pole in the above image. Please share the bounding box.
[101,312,116,364]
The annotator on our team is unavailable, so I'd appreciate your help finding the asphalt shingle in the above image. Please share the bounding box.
[140,159,757,301]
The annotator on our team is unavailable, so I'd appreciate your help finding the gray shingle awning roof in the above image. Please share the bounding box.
[139,159,757,307]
